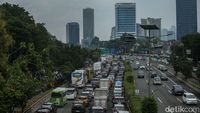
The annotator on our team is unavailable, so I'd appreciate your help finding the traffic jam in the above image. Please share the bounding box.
[35,56,130,113]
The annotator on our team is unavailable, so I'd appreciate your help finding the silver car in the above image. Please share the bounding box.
[153,77,161,85]
[182,93,198,105]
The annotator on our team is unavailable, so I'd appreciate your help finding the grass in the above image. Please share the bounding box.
[124,61,142,113]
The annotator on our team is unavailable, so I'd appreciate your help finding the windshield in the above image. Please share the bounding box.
[67,90,75,94]
[51,93,62,98]
[73,73,82,77]
[92,109,104,113]
[187,94,196,98]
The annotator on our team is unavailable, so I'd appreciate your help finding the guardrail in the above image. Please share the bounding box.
[23,90,51,113]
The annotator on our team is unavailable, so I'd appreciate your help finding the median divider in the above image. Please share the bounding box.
[124,61,142,113]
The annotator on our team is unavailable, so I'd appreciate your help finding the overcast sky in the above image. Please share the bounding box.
[0,0,176,42]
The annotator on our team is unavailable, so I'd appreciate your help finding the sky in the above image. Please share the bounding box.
[0,0,176,42]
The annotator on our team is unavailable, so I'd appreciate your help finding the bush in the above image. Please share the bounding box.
[141,97,158,113]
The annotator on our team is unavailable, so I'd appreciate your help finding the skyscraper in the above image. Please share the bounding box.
[83,8,94,40]
[115,3,136,38]
[141,18,161,38]
[110,26,116,40]
[198,0,200,33]
[176,0,197,40]
[66,22,79,45]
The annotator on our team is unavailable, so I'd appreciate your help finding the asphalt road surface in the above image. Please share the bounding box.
[133,59,200,113]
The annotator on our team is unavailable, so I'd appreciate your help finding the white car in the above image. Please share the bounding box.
[113,104,125,113]
[182,93,198,105]
[66,88,77,100]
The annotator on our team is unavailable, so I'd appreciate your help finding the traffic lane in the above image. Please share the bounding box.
[155,66,200,102]
[135,70,149,97]
[57,101,73,113]
[152,61,200,100]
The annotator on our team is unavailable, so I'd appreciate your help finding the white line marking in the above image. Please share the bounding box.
[177,98,183,103]
[146,80,148,83]
[152,90,154,93]
[162,84,165,87]
[157,97,163,103]
[168,90,172,94]
[165,84,171,90]
[198,99,200,102]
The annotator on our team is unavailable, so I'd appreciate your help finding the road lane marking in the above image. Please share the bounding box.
[168,90,172,94]
[146,80,148,83]
[162,84,165,87]
[157,97,163,103]
[165,84,171,90]
[177,98,183,103]
[198,99,200,102]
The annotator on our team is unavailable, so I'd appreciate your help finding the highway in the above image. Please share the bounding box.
[132,58,200,113]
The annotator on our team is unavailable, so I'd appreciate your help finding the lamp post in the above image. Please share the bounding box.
[140,25,159,98]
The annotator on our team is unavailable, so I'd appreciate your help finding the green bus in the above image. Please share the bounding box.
[50,87,68,106]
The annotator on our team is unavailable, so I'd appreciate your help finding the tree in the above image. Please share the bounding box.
[141,97,158,113]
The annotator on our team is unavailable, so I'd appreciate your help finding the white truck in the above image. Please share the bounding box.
[99,78,110,90]
[93,62,102,72]
[93,88,108,111]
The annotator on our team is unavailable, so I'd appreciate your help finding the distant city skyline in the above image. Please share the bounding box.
[0,0,176,42]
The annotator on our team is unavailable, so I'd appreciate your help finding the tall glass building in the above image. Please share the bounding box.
[115,3,136,38]
[176,0,197,40]
[66,22,79,45]
[83,8,94,40]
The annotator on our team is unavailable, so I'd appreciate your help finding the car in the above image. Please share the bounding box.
[146,66,153,71]
[41,102,57,113]
[112,96,126,105]
[159,65,167,71]
[84,88,94,98]
[137,70,145,78]
[113,104,125,113]
[35,108,52,113]
[66,88,77,100]
[182,93,198,105]
[171,85,184,95]
[89,106,106,113]
[151,71,157,78]
[71,101,86,113]
[153,77,162,85]
[139,65,146,70]
[118,111,130,113]
[159,73,168,81]
[77,93,89,106]
[91,78,100,88]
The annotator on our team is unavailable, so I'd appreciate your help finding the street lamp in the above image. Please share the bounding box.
[140,25,159,98]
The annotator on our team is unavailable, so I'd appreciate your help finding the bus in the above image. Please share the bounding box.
[50,87,67,106]
[71,69,88,88]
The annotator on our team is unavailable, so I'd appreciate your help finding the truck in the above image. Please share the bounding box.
[71,69,88,88]
[93,62,102,75]
[99,78,110,90]
[93,88,108,111]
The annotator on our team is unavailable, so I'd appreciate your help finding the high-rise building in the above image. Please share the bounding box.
[141,18,161,38]
[198,0,200,33]
[115,3,136,38]
[66,22,79,45]
[176,0,197,40]
[136,23,145,37]
[110,26,116,40]
[83,8,94,41]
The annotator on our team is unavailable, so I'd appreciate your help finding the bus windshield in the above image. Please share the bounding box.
[73,73,82,77]
[51,92,62,98]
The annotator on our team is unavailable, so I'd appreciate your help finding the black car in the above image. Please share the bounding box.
[71,101,85,113]
[137,70,145,78]
[160,73,168,81]
[151,71,157,78]
[171,85,184,95]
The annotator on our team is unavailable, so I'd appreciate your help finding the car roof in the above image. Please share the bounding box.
[184,92,194,96]
[114,104,124,107]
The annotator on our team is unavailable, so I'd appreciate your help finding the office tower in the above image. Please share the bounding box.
[176,0,197,40]
[115,3,136,38]
[83,8,94,42]
[66,22,79,45]
[198,0,200,33]
[110,26,116,40]
[141,18,161,39]
[161,29,168,41]
[136,23,145,37]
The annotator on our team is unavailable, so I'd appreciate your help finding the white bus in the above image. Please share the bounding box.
[71,69,88,88]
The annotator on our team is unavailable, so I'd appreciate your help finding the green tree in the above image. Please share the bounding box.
[141,97,158,113]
